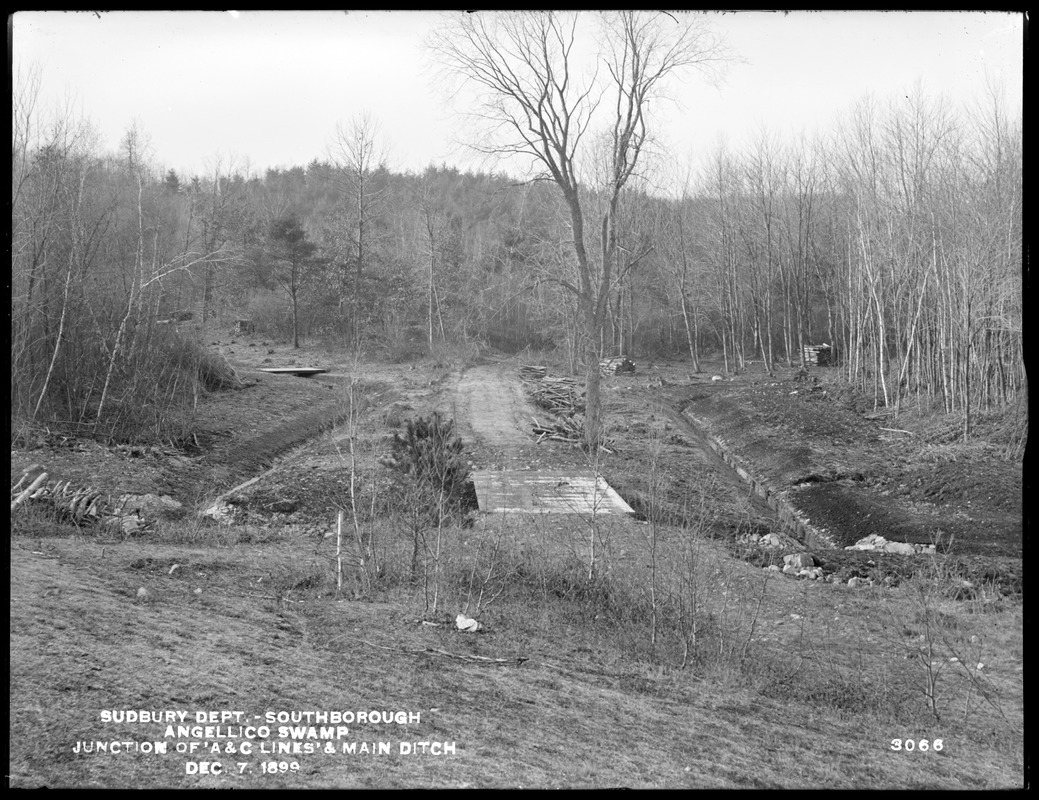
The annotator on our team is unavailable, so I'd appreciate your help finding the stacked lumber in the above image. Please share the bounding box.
[803,344,832,366]
[519,364,547,381]
[600,356,636,376]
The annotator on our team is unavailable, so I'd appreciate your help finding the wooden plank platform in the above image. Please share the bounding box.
[258,367,329,378]
[471,470,634,515]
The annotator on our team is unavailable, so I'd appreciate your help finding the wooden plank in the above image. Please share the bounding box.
[258,367,329,377]
[472,470,634,516]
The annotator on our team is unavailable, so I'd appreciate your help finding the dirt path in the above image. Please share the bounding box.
[443,363,542,464]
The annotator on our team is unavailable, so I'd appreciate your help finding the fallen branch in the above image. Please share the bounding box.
[11,472,48,511]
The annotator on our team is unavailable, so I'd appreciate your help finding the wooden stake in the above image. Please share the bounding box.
[336,510,343,597]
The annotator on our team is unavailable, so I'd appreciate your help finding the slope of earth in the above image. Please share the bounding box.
[9,534,1023,789]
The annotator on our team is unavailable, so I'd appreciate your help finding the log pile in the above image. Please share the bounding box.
[531,414,584,443]
[803,344,832,366]
[599,356,636,376]
[518,364,547,381]
[529,376,585,416]
[518,367,586,443]
[10,465,181,534]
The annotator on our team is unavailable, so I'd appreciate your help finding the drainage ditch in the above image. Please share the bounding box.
[652,399,837,551]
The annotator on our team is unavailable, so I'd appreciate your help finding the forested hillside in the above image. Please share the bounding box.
[12,76,1022,445]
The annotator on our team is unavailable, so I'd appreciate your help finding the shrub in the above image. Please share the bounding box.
[388,413,474,521]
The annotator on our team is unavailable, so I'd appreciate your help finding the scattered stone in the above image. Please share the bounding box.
[455,613,481,632]
[202,500,236,524]
[107,515,146,535]
[846,533,887,551]
[782,564,799,575]
[846,533,932,555]
[136,587,149,600]
[847,577,862,588]
[119,493,184,520]
[784,552,816,569]
[760,533,783,548]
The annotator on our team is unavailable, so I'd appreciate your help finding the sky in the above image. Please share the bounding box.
[10,10,1025,183]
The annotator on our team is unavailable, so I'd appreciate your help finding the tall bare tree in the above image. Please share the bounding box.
[329,113,387,347]
[432,10,727,450]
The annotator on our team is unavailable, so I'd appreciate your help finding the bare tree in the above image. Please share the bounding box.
[329,113,388,347]
[431,10,728,450]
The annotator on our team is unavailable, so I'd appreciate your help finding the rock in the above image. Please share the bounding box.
[760,533,783,548]
[455,613,481,632]
[846,533,888,551]
[136,587,149,600]
[764,564,781,572]
[847,577,862,589]
[784,552,816,569]
[115,515,146,535]
[202,500,236,524]
[883,541,916,556]
[782,564,799,575]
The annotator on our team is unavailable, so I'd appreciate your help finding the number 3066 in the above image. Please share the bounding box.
[891,739,943,752]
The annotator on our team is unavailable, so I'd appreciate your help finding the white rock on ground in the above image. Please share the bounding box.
[784,552,816,569]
